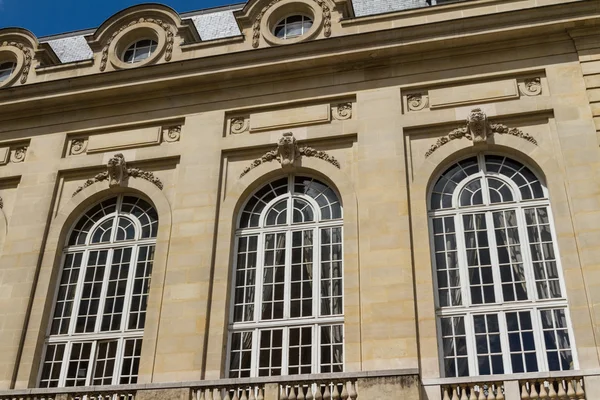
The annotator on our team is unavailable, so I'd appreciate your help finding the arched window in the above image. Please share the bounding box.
[429,154,576,377]
[39,195,158,387]
[228,176,343,378]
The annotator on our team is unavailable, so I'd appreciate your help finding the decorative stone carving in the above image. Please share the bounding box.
[467,108,490,145]
[162,125,181,142]
[0,196,3,209]
[100,18,174,72]
[70,138,88,155]
[73,153,164,196]
[519,78,542,96]
[252,0,331,48]
[332,103,352,120]
[230,117,250,134]
[424,108,538,158]
[0,41,32,84]
[10,146,27,163]
[240,132,340,178]
[406,93,429,112]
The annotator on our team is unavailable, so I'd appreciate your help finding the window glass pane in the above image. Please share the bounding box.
[233,237,257,323]
[65,342,93,386]
[473,314,504,375]
[430,157,479,210]
[506,311,538,373]
[433,217,460,307]
[258,329,283,376]
[525,207,561,299]
[291,230,313,318]
[262,233,286,320]
[116,217,136,241]
[128,245,155,330]
[120,338,143,384]
[92,341,118,385]
[459,179,483,207]
[293,198,315,223]
[39,344,65,388]
[320,324,343,373]
[321,227,343,315]
[76,250,108,333]
[229,332,253,378]
[493,210,527,302]
[440,316,469,377]
[69,198,117,246]
[101,248,132,331]
[289,326,312,375]
[266,200,288,226]
[91,219,114,244]
[51,253,83,335]
[463,214,495,304]
[488,177,514,204]
[540,309,574,371]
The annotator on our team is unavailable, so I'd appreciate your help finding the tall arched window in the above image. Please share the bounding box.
[228,176,344,378]
[39,195,158,387]
[429,154,576,377]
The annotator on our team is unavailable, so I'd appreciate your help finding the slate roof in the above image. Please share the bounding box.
[38,0,432,64]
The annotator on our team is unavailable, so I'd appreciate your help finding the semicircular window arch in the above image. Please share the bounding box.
[428,153,577,378]
[39,195,158,388]
[229,175,344,378]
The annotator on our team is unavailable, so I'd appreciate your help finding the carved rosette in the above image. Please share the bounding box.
[73,153,164,196]
[100,18,175,72]
[10,146,27,163]
[240,132,340,178]
[424,108,538,158]
[70,139,88,156]
[332,103,352,120]
[162,125,181,142]
[252,0,332,48]
[0,41,32,84]
[519,78,542,96]
[230,117,250,134]
[407,93,429,112]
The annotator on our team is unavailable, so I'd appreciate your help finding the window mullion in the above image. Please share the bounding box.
[251,327,259,378]
[516,207,538,300]
[454,214,471,307]
[485,211,504,304]
[314,227,320,318]
[86,340,98,386]
[69,250,90,336]
[121,245,139,332]
[530,306,549,372]
[464,313,478,375]
[496,310,513,374]
[95,249,115,334]
[255,234,265,323]
[112,337,125,385]
[58,341,72,387]
[314,323,320,374]
[284,229,292,320]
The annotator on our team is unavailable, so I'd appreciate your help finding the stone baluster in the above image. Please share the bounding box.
[323,386,331,400]
[450,386,458,400]
[232,389,239,400]
[443,387,451,400]
[248,388,255,400]
[205,389,213,400]
[477,386,485,400]
[280,387,288,400]
[306,386,314,400]
[574,379,584,399]
[521,383,530,400]
[348,382,357,400]
[487,385,496,400]
[314,386,323,400]
[197,389,205,400]
[539,381,548,400]
[459,385,468,400]
[496,383,504,400]
[214,389,223,400]
[469,386,477,400]
[547,383,557,400]
[299,386,307,400]
[241,389,248,400]
[331,385,340,400]
[288,387,296,400]
[566,381,576,400]
[340,383,348,400]
[257,388,264,400]
[224,389,231,400]
[530,382,539,400]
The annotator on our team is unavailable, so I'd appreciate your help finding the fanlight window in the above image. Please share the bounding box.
[0,61,16,83]
[273,15,313,40]
[122,39,157,64]
[39,196,158,387]
[229,176,344,378]
[429,154,576,377]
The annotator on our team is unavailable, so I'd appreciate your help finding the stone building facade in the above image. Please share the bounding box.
[0,0,599,399]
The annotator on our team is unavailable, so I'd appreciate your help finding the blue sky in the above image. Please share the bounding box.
[0,0,243,38]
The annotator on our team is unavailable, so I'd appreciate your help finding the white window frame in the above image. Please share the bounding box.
[121,39,158,64]
[227,175,344,377]
[273,15,314,40]
[429,154,578,377]
[39,195,156,387]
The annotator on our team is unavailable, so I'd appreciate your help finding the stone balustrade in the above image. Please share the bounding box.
[424,370,598,400]
[0,370,419,400]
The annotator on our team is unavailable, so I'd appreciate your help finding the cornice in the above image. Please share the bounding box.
[0,0,597,118]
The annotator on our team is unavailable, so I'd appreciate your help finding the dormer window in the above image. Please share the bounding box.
[273,15,313,40]
[122,39,158,64]
[0,61,16,83]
